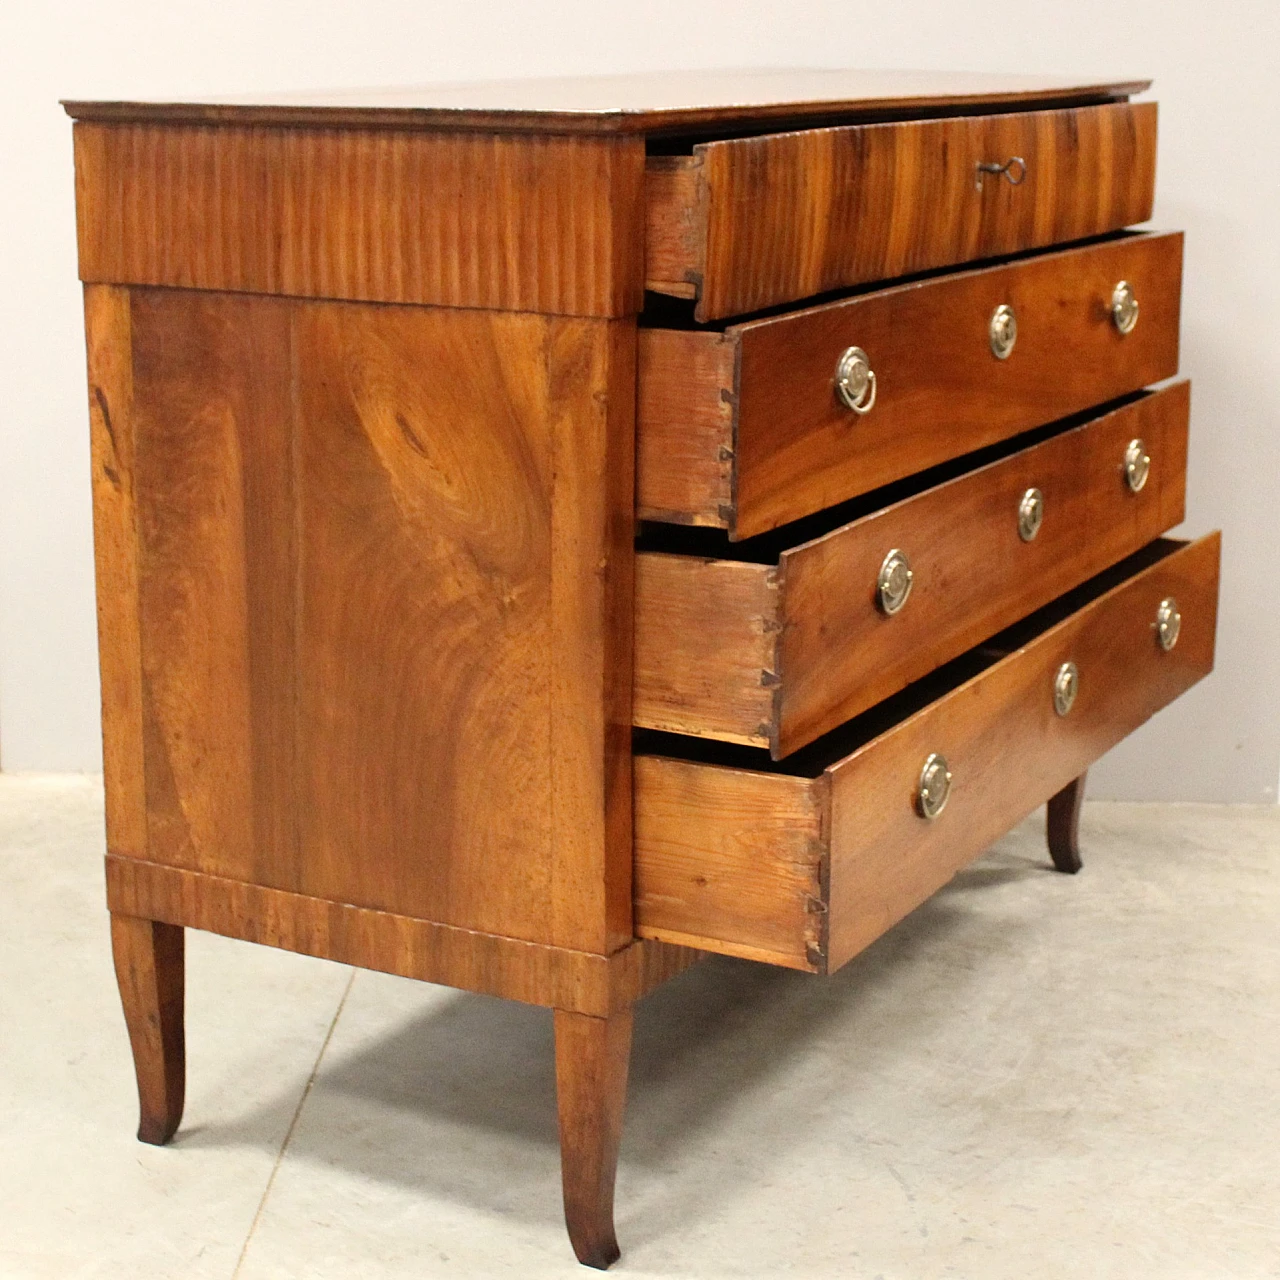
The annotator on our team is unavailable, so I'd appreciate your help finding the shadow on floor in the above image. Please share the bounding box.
[177,838,1055,1234]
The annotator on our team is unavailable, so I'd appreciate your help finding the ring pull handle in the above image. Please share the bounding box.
[876,548,914,616]
[916,753,953,821]
[1155,598,1182,652]
[1124,438,1151,493]
[1111,280,1140,334]
[1053,662,1080,717]
[989,304,1018,360]
[834,346,877,415]
[975,156,1027,191]
[1017,487,1044,542]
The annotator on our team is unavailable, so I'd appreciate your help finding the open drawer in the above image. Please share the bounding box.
[645,101,1158,322]
[634,534,1220,973]
[636,384,1190,757]
[638,231,1183,539]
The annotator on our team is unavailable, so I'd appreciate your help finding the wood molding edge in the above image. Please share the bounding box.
[105,854,701,1015]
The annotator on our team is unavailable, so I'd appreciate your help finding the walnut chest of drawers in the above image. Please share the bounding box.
[66,69,1220,1268]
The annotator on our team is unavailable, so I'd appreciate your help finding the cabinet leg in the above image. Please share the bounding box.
[110,914,186,1145]
[554,1007,633,1270]
[1047,772,1087,874]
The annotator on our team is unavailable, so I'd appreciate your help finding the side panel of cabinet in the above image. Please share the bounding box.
[87,287,635,956]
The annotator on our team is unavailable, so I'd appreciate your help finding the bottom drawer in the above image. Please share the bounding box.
[634,534,1220,973]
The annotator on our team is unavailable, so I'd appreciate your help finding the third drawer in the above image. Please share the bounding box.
[639,230,1183,539]
[635,381,1190,758]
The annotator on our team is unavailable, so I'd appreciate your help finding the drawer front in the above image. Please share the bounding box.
[635,534,1220,972]
[636,383,1190,756]
[639,231,1183,538]
[646,101,1158,322]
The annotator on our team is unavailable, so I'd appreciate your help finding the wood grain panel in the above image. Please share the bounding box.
[129,290,296,885]
[106,856,700,1015]
[73,123,645,317]
[113,290,634,955]
[825,533,1220,969]
[292,304,635,953]
[635,385,1189,755]
[634,554,779,746]
[291,302,552,930]
[644,101,1158,322]
[634,757,827,970]
[83,286,146,858]
[636,326,733,526]
[639,231,1182,538]
[634,535,1220,973]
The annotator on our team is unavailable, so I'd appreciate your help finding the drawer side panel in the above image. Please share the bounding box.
[634,757,827,970]
[636,328,735,527]
[634,554,779,747]
[644,156,707,301]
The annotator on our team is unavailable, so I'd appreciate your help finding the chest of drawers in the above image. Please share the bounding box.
[66,69,1219,1269]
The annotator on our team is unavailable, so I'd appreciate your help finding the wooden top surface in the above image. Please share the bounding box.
[62,68,1150,135]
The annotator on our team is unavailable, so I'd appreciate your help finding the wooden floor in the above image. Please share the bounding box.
[3,774,1278,1279]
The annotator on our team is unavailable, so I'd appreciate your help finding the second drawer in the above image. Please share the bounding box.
[635,382,1189,757]
[639,231,1182,538]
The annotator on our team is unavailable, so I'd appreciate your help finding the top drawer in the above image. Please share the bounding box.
[646,101,1158,321]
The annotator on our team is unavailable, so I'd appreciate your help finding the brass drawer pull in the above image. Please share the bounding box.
[834,345,877,414]
[877,548,914,615]
[917,753,953,820]
[1156,597,1182,651]
[975,156,1027,191]
[1124,438,1151,493]
[989,304,1018,359]
[1053,661,1080,717]
[1018,487,1044,541]
[1111,280,1140,334]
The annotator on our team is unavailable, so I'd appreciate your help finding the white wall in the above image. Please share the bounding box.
[2,0,1277,800]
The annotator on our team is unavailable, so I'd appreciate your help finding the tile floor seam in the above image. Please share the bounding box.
[229,966,358,1280]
